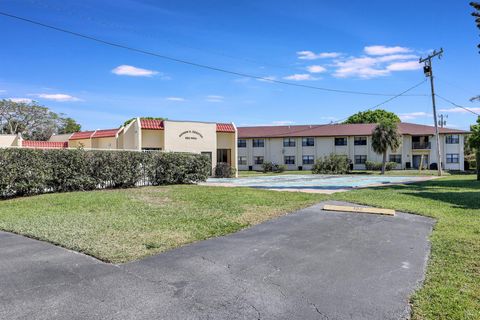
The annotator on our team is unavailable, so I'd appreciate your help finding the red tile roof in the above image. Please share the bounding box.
[69,131,96,140]
[92,128,120,138]
[238,122,468,138]
[22,140,68,149]
[216,123,235,133]
[140,119,164,130]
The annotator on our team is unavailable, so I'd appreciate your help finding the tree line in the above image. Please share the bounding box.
[0,99,81,141]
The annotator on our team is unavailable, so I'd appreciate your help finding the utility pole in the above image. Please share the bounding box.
[419,48,443,176]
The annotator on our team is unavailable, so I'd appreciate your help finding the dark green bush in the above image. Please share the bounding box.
[262,162,287,173]
[312,154,350,174]
[365,161,398,171]
[214,162,236,178]
[0,149,210,198]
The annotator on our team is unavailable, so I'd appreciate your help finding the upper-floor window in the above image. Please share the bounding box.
[389,154,402,164]
[252,139,264,148]
[302,137,315,147]
[283,138,296,147]
[335,137,347,146]
[302,155,314,165]
[284,156,295,165]
[445,135,459,144]
[354,155,367,164]
[237,139,247,148]
[446,153,459,164]
[354,136,367,146]
[254,156,264,164]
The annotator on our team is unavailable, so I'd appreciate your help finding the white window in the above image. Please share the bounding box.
[389,154,402,164]
[354,137,367,146]
[446,135,459,144]
[283,138,296,147]
[284,156,295,165]
[446,153,459,163]
[302,155,314,165]
[238,156,247,165]
[254,156,264,164]
[302,137,315,147]
[354,155,367,164]
[253,139,264,148]
[237,139,247,148]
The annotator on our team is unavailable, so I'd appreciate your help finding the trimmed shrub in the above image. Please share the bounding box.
[312,154,350,174]
[214,162,236,178]
[365,161,398,171]
[262,162,287,173]
[0,149,210,198]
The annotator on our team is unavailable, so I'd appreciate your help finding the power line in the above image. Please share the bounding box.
[248,79,428,136]
[0,11,427,97]
[435,94,480,116]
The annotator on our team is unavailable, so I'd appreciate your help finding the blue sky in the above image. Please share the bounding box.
[0,0,479,130]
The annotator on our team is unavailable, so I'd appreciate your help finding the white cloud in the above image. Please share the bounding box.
[112,65,159,77]
[206,95,224,103]
[0,89,6,93]
[438,107,480,114]
[399,112,432,121]
[376,54,418,62]
[333,57,390,78]
[364,45,412,56]
[297,51,341,60]
[165,97,185,101]
[33,93,81,102]
[8,98,33,103]
[283,74,318,81]
[386,61,422,71]
[306,65,327,73]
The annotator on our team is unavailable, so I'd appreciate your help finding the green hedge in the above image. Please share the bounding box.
[0,149,210,198]
[365,161,398,171]
[312,154,350,174]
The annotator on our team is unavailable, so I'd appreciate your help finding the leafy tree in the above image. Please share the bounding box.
[123,117,167,127]
[343,109,400,124]
[0,99,80,140]
[58,117,81,134]
[468,116,480,180]
[371,121,401,174]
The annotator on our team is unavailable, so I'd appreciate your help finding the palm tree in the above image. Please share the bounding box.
[372,121,401,174]
[469,116,480,180]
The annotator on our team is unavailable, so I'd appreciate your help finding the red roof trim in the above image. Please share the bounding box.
[70,131,96,140]
[22,140,68,149]
[216,123,235,133]
[140,119,164,130]
[92,128,120,138]
[237,122,468,138]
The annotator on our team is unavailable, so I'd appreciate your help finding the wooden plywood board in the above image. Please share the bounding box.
[323,204,395,216]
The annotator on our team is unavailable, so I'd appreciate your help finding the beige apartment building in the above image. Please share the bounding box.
[237,122,469,171]
[0,118,238,175]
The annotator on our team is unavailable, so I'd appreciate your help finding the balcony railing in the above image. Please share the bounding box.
[412,141,431,149]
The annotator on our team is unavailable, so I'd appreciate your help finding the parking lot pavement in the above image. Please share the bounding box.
[0,201,434,319]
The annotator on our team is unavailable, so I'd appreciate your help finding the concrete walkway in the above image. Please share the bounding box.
[0,201,434,320]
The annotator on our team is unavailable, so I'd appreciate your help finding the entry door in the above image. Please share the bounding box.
[412,155,429,169]
[201,152,212,175]
[216,149,231,165]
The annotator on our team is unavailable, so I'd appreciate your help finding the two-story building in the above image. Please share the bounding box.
[237,122,469,171]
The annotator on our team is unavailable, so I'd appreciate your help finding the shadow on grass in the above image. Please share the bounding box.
[409,191,480,210]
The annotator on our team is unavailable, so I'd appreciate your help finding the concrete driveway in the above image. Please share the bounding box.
[0,201,434,320]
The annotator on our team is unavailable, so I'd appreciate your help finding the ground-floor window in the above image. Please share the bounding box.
[354,155,367,164]
[238,156,247,165]
[446,153,459,163]
[302,155,314,164]
[254,156,264,165]
[284,156,295,165]
[389,154,402,164]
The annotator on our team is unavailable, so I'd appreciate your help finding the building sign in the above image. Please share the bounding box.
[179,130,204,140]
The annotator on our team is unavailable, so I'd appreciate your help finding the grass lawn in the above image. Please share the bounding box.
[0,175,478,319]
[332,175,480,320]
[0,186,326,263]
